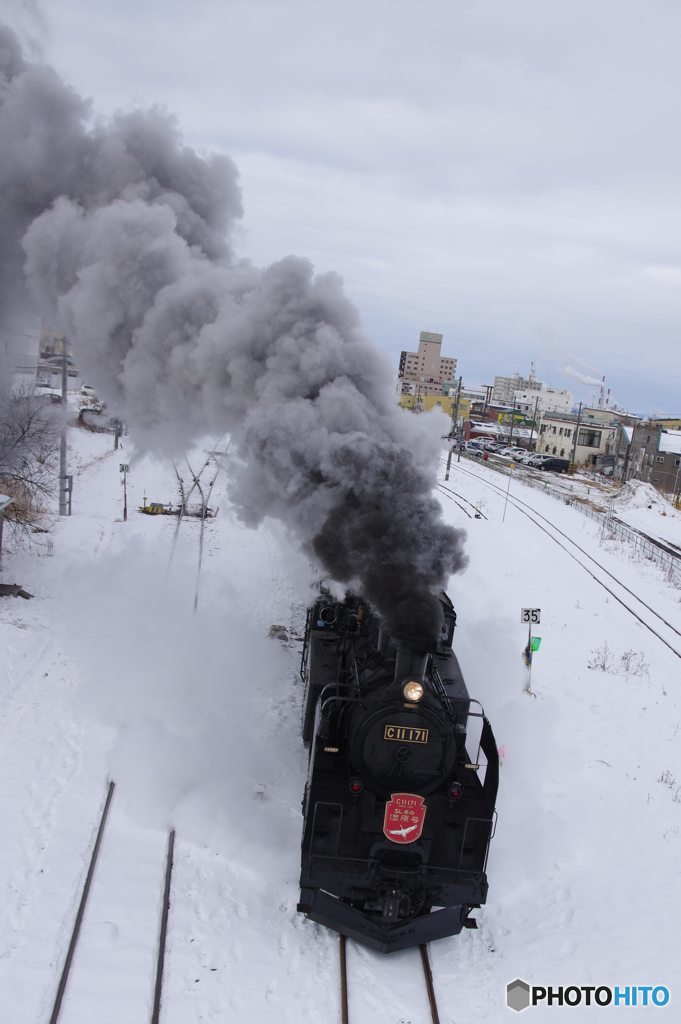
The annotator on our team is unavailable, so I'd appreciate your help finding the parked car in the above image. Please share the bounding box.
[536,457,571,473]
[526,453,551,467]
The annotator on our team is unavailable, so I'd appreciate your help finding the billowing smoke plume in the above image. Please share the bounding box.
[562,365,603,388]
[2,24,466,638]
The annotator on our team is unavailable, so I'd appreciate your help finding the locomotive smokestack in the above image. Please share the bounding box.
[392,632,437,687]
[394,646,430,686]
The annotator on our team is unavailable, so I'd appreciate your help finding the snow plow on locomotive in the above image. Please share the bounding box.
[297,592,498,953]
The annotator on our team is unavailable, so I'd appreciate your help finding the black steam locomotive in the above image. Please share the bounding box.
[297,591,498,953]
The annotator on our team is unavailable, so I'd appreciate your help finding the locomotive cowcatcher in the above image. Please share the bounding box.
[297,591,498,953]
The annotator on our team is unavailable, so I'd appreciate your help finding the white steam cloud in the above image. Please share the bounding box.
[1,23,465,638]
[562,365,604,389]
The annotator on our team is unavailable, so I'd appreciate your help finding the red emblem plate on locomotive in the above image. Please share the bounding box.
[383,793,426,844]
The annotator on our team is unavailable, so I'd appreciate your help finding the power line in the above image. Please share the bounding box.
[0,322,42,341]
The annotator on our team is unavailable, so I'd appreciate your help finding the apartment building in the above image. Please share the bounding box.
[616,424,681,493]
[398,331,457,396]
[514,385,573,416]
[491,369,542,405]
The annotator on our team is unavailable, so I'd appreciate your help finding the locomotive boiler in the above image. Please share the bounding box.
[297,591,498,953]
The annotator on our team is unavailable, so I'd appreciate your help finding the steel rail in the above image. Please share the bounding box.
[339,934,349,1024]
[151,829,176,1024]
[420,944,442,1024]
[437,481,488,519]
[338,936,443,1024]
[49,780,116,1024]
[436,484,472,518]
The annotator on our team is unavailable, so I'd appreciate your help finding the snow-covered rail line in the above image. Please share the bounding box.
[438,482,488,519]
[49,780,116,1024]
[46,781,178,1024]
[339,938,443,1024]
[441,460,681,660]
[151,830,176,1024]
[437,484,473,518]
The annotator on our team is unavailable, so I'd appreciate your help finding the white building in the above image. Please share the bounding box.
[492,367,541,405]
[537,408,619,466]
[459,385,487,404]
[514,385,573,417]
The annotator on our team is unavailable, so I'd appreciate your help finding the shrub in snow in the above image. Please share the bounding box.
[587,643,649,679]
[587,642,614,672]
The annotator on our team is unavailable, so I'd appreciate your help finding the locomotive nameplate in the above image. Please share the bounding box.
[384,725,429,744]
[383,793,427,844]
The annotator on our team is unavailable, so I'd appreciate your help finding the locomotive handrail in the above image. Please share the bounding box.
[299,606,313,681]
[429,661,458,726]
[467,698,488,719]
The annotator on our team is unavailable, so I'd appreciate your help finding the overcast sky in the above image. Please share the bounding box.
[6,0,681,414]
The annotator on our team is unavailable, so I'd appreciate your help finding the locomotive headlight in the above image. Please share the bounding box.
[402,680,424,702]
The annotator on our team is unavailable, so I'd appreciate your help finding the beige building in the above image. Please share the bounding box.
[537,408,621,466]
[398,331,457,396]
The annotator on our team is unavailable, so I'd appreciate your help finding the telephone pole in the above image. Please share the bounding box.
[508,398,518,446]
[528,395,540,451]
[59,342,68,516]
[570,402,583,470]
[452,376,462,432]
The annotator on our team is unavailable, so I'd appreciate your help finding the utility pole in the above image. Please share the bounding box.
[509,398,517,446]
[502,463,514,522]
[528,395,540,451]
[0,496,13,571]
[120,463,129,522]
[114,418,121,450]
[452,375,462,453]
[59,342,68,516]
[570,402,583,471]
[672,462,681,509]
[482,385,492,420]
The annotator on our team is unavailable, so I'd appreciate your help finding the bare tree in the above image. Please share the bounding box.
[0,385,60,540]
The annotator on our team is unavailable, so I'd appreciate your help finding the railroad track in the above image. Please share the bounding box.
[339,936,442,1023]
[48,780,177,1024]
[439,458,681,660]
[437,481,488,520]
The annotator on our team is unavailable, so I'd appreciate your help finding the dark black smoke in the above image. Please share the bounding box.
[2,23,467,638]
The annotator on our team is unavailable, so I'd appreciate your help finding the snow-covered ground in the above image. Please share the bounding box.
[1,426,680,1022]
[473,452,681,562]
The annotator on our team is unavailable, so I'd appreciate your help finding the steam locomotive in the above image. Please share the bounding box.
[297,591,498,953]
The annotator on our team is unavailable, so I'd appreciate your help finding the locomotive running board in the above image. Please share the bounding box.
[298,888,468,954]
